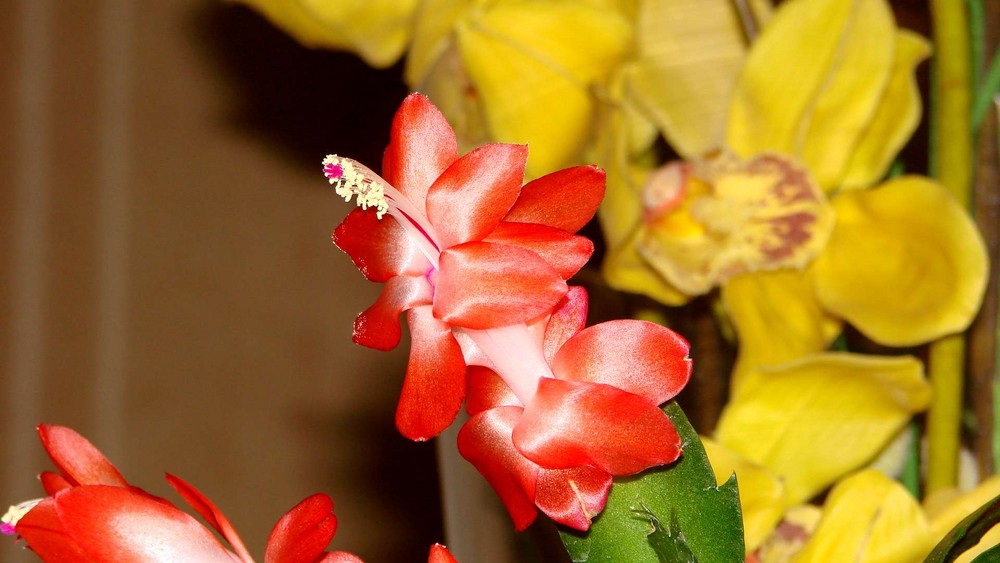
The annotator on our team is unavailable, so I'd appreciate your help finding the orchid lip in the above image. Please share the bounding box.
[324,154,442,269]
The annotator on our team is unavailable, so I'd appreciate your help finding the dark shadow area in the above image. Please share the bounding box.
[190,3,408,175]
[297,404,444,561]
[189,5,439,559]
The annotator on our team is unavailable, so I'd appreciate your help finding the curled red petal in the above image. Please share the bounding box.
[484,223,594,280]
[396,306,466,441]
[435,242,567,330]
[53,485,240,562]
[40,470,72,495]
[382,93,459,206]
[504,165,606,233]
[513,378,682,475]
[265,494,340,563]
[428,543,459,563]
[466,366,520,415]
[456,407,538,531]
[38,424,128,487]
[333,208,431,282]
[15,498,89,562]
[553,320,691,405]
[166,474,252,562]
[535,466,612,531]
[353,275,432,351]
[542,287,589,365]
[426,143,527,248]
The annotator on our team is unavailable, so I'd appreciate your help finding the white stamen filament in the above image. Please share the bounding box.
[324,155,441,269]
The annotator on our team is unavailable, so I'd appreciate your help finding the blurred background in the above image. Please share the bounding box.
[1,1,459,560]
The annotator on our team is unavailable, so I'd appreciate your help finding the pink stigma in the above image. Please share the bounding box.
[1,523,15,536]
[324,163,344,179]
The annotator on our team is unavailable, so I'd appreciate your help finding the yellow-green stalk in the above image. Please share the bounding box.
[926,0,973,494]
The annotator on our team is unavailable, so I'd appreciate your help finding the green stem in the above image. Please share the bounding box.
[973,48,1000,133]
[927,0,974,495]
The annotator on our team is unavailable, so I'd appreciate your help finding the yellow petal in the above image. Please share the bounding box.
[813,176,989,346]
[594,73,694,306]
[794,470,933,562]
[703,437,785,553]
[626,0,771,157]
[715,353,931,504]
[926,475,1000,542]
[453,1,632,177]
[926,476,1000,563]
[726,0,895,191]
[721,269,841,395]
[601,227,693,306]
[236,0,418,68]
[840,31,932,189]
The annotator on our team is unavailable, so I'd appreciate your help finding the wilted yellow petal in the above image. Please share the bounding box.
[840,31,932,189]
[721,269,841,395]
[237,0,418,68]
[794,470,932,563]
[813,176,989,346]
[715,353,931,504]
[703,437,785,553]
[453,1,632,177]
[627,0,771,157]
[726,0,894,191]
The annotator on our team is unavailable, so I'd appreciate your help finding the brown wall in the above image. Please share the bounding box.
[0,2,455,560]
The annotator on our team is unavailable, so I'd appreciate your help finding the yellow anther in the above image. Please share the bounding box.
[323,154,390,218]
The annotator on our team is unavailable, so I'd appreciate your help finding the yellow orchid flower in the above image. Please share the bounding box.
[600,0,988,351]
[405,0,633,179]
[234,0,419,68]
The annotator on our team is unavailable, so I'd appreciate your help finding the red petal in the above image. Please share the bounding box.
[333,208,431,282]
[53,485,240,562]
[426,143,527,248]
[382,93,458,206]
[553,320,691,405]
[15,499,90,562]
[353,275,432,351]
[396,306,466,441]
[38,425,128,487]
[265,494,339,563]
[456,407,538,531]
[40,470,72,495]
[513,379,682,475]
[434,242,567,330]
[315,553,365,563]
[541,287,589,365]
[504,165,606,233]
[535,466,612,531]
[484,222,594,280]
[166,474,252,561]
[466,366,520,415]
[428,543,459,563]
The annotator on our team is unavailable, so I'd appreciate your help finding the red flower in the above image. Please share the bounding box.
[2,425,365,562]
[456,289,692,531]
[329,93,605,441]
